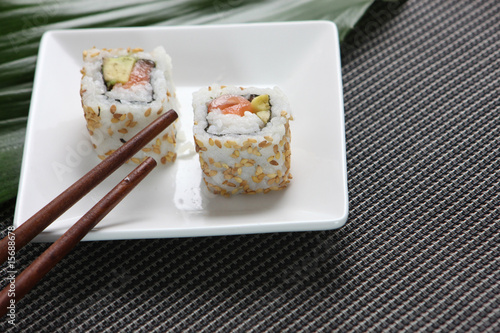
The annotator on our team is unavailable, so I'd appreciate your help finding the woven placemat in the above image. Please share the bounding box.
[1,0,499,331]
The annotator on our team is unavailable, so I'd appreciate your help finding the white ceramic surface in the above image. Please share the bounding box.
[14,21,348,241]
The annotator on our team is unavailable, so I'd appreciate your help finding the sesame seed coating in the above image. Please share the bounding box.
[192,85,293,196]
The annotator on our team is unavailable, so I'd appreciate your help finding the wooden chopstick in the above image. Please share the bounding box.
[0,156,157,317]
[0,109,177,263]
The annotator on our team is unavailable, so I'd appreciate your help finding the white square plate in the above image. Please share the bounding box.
[14,21,348,241]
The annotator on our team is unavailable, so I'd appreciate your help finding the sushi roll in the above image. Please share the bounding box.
[80,46,180,165]
[193,85,292,196]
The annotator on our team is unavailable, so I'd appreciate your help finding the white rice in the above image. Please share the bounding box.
[105,80,154,103]
[80,46,180,165]
[206,109,264,135]
[193,85,293,196]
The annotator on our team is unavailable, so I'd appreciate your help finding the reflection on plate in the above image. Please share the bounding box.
[14,21,348,241]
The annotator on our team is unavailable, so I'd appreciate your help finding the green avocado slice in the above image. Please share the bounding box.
[102,56,136,88]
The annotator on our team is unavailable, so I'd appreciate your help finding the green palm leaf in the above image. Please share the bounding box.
[0,0,373,203]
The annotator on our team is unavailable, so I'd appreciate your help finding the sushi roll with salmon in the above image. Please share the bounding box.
[80,46,180,164]
[193,85,292,196]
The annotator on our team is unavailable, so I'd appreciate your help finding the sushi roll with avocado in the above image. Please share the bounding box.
[80,46,180,165]
[193,85,292,196]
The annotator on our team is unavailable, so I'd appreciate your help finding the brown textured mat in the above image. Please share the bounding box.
[1,0,499,331]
